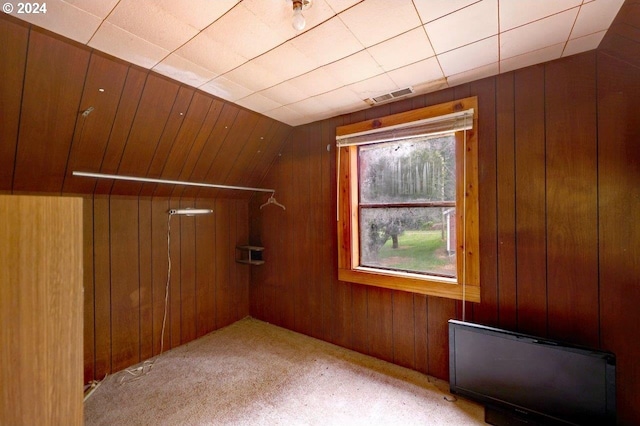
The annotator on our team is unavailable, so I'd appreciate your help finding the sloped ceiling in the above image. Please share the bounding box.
[0,1,631,199]
[0,15,292,198]
[8,0,625,126]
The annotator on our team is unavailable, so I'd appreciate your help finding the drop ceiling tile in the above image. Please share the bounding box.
[260,81,310,105]
[437,36,498,76]
[203,2,290,61]
[338,0,422,47]
[251,43,317,82]
[263,106,306,126]
[414,0,479,24]
[324,0,362,14]
[500,9,578,60]
[563,31,606,57]
[288,96,333,117]
[199,76,252,102]
[290,17,364,67]
[500,43,563,73]
[323,50,384,86]
[386,57,444,89]
[89,21,170,69]
[287,68,343,98]
[446,62,499,88]
[235,93,282,113]
[65,0,119,18]
[367,28,435,71]
[151,0,240,30]
[176,33,248,75]
[153,54,218,88]
[14,0,102,44]
[224,61,282,92]
[425,0,497,54]
[499,0,581,32]
[571,0,625,39]
[314,87,366,112]
[348,74,399,102]
[105,0,199,51]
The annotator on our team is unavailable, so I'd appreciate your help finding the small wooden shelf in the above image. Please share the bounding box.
[236,245,265,265]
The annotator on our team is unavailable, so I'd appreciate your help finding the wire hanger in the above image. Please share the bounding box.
[260,191,286,210]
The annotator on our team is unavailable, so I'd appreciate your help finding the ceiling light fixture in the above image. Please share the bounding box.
[290,0,312,31]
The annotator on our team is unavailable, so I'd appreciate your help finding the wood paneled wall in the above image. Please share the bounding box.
[249,50,640,425]
[0,15,291,198]
[83,195,249,382]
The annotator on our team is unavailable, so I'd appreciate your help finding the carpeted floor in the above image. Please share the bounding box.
[85,317,484,425]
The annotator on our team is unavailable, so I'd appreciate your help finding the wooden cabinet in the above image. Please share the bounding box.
[0,195,83,425]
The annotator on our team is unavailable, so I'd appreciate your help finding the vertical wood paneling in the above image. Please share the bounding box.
[351,284,369,355]
[471,77,499,327]
[138,197,153,362]
[545,53,599,347]
[94,68,147,194]
[13,29,90,193]
[367,287,394,363]
[597,51,640,426]
[496,72,518,331]
[63,53,129,194]
[427,297,456,380]
[168,198,182,348]
[152,92,213,197]
[279,140,297,330]
[111,75,180,195]
[83,195,248,380]
[169,100,224,199]
[195,199,216,337]
[392,290,415,369]
[514,66,548,337]
[180,104,238,199]
[110,197,140,371]
[139,87,195,197]
[320,118,340,343]
[235,200,250,319]
[179,199,197,344]
[0,18,28,192]
[93,195,111,378]
[215,199,233,328]
[151,198,170,355]
[413,294,429,374]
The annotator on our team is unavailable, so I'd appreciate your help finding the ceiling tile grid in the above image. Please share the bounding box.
[8,0,625,126]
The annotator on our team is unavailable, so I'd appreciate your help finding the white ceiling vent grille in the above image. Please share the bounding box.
[366,87,414,106]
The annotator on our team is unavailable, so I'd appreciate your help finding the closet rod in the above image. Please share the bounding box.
[72,171,274,193]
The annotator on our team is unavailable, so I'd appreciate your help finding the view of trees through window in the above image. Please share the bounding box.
[358,135,457,278]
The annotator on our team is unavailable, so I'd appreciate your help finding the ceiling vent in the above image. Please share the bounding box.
[365,86,414,106]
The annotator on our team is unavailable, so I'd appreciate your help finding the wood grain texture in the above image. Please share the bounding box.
[495,72,518,331]
[110,196,141,371]
[597,51,640,426]
[80,195,249,381]
[13,29,90,193]
[63,53,130,194]
[514,65,548,337]
[0,18,28,192]
[0,195,83,426]
[545,52,599,347]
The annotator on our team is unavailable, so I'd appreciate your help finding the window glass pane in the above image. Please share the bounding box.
[359,207,456,278]
[359,135,456,204]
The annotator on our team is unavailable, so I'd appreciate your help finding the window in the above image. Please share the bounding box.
[336,97,480,301]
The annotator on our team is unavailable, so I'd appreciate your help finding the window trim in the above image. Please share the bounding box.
[336,97,480,302]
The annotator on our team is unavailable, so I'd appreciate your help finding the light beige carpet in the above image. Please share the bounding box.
[85,317,484,425]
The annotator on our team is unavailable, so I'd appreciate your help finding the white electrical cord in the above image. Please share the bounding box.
[119,212,173,385]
